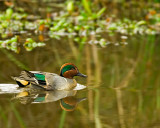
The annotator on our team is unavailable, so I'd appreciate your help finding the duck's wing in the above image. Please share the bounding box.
[12,70,58,88]
[31,71,59,90]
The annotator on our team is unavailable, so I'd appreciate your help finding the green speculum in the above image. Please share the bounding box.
[34,74,45,81]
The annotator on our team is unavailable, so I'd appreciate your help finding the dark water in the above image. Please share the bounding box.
[0,1,160,128]
[0,35,160,128]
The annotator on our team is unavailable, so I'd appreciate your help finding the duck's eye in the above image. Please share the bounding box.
[71,67,75,70]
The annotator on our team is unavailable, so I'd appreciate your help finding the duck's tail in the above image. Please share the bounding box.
[11,70,38,87]
[11,76,30,87]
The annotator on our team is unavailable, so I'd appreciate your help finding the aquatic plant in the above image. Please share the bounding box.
[0,0,159,53]
[0,36,45,53]
[24,38,45,51]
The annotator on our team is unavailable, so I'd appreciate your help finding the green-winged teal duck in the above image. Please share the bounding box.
[12,63,87,90]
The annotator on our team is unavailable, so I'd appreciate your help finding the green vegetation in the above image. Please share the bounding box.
[0,36,45,53]
[0,0,160,52]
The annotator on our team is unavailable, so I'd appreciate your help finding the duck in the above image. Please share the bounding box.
[12,63,87,91]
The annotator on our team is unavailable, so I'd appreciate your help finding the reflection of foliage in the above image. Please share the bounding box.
[24,38,45,51]
[145,10,160,31]
[107,19,155,35]
[146,10,160,24]
[0,36,45,53]
[0,8,27,38]
[0,1,160,52]
[0,36,19,53]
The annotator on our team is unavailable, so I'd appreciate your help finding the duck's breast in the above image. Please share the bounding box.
[47,75,77,90]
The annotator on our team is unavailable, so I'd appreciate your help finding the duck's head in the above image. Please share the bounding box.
[60,63,87,79]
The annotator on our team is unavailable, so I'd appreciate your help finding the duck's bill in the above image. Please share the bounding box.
[76,72,87,78]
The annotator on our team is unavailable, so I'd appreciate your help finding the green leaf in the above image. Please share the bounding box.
[67,1,74,13]
[82,0,92,15]
[6,8,13,19]
[137,20,147,26]
[96,7,106,18]
[26,38,33,43]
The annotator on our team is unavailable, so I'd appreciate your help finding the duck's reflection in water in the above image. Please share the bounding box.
[13,89,86,111]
